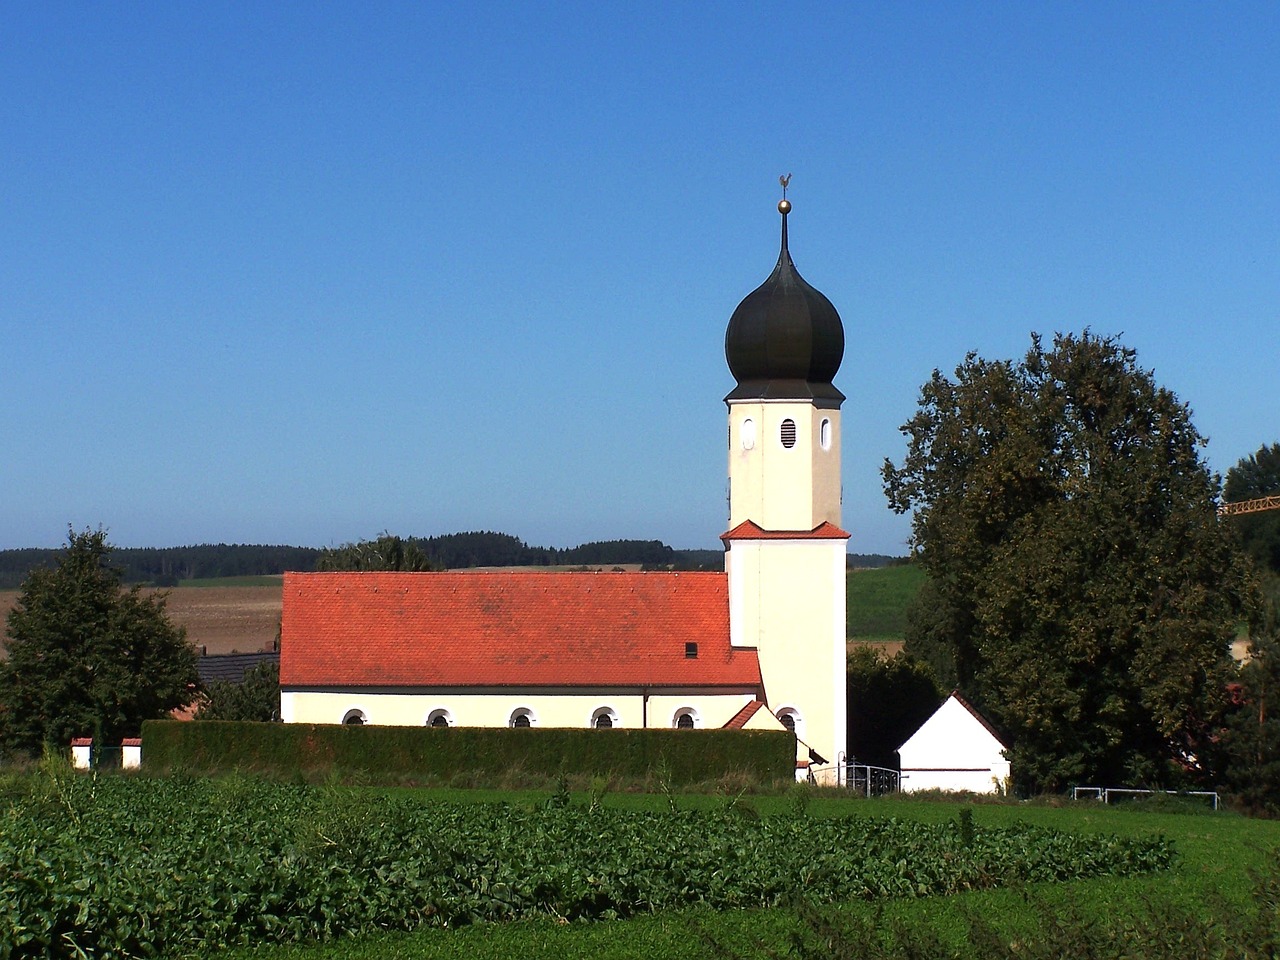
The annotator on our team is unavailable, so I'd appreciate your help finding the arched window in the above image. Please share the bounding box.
[509,707,536,728]
[776,707,803,739]
[673,707,699,729]
[820,418,832,451]
[741,418,756,450]
[427,708,453,728]
[591,706,619,729]
[342,709,367,726]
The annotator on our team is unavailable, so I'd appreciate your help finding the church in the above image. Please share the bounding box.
[279,194,851,780]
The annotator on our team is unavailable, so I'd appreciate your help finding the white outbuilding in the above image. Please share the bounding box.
[897,691,1010,794]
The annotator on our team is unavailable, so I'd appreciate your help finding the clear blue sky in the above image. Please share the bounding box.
[2,4,1276,555]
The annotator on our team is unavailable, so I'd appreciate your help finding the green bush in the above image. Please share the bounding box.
[141,720,794,786]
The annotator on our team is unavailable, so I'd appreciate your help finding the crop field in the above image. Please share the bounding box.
[0,582,282,657]
[4,771,1246,960]
[222,790,1280,960]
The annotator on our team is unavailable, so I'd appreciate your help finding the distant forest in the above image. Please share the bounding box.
[0,532,900,589]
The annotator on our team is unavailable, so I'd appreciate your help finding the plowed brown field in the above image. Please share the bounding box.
[0,583,282,657]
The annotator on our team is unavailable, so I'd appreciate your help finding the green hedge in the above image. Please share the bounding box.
[140,720,794,785]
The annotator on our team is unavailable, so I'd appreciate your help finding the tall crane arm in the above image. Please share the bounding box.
[1218,494,1280,518]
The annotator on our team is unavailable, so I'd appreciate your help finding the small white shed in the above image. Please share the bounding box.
[897,691,1010,794]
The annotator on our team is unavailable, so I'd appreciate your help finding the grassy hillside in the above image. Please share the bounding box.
[847,564,926,641]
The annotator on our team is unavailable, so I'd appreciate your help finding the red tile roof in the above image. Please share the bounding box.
[721,520,851,541]
[722,699,766,729]
[281,571,761,690]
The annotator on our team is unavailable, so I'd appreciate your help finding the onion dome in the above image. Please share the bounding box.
[724,198,845,403]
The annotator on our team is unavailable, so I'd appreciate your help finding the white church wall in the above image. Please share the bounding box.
[281,689,759,731]
[727,536,846,771]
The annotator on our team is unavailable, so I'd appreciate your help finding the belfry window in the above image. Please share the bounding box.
[780,419,797,448]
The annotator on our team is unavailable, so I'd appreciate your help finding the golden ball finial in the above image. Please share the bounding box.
[778,198,792,215]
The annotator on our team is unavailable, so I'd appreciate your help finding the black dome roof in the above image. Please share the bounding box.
[724,202,845,403]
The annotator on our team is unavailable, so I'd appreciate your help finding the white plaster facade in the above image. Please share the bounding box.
[898,693,1011,794]
[282,689,762,732]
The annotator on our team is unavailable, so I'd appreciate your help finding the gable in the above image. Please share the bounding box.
[898,693,1008,757]
[281,571,760,690]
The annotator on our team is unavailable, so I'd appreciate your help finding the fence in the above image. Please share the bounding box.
[837,755,900,796]
[1072,786,1220,810]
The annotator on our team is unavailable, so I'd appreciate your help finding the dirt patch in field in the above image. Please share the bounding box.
[0,585,282,658]
[847,639,905,659]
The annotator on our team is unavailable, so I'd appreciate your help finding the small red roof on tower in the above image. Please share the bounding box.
[280,571,761,690]
[720,520,850,541]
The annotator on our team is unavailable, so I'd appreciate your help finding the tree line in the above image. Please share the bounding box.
[0,533,748,589]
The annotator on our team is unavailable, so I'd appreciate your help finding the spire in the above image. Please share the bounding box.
[778,173,792,259]
[723,179,846,403]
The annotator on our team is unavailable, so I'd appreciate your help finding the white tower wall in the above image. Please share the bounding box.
[728,400,841,531]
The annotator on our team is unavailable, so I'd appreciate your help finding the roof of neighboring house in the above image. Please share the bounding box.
[280,571,762,690]
[197,652,280,686]
[720,520,850,541]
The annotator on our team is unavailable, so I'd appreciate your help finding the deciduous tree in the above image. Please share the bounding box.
[315,533,441,572]
[1224,442,1280,575]
[846,646,942,769]
[195,660,280,722]
[0,528,198,756]
[883,332,1252,791]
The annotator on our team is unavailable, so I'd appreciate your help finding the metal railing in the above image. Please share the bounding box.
[838,755,900,796]
[1072,786,1220,810]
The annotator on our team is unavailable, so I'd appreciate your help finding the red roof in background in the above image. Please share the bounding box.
[721,520,850,541]
[281,571,761,690]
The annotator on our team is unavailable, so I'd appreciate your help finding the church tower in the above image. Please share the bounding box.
[722,189,848,779]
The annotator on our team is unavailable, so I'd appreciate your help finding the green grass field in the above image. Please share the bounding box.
[215,788,1279,960]
[846,564,926,641]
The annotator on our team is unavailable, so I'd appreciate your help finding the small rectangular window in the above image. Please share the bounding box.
[685,642,698,658]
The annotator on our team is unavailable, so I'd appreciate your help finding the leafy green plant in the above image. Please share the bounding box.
[0,775,1177,958]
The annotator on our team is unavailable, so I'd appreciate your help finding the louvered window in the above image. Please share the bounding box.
[780,418,797,448]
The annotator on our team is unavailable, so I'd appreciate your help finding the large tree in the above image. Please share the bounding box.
[0,528,199,757]
[846,646,942,769]
[315,533,441,572]
[194,660,280,722]
[1224,442,1280,575]
[883,332,1253,792]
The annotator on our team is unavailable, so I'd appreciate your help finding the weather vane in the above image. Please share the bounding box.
[779,173,792,199]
